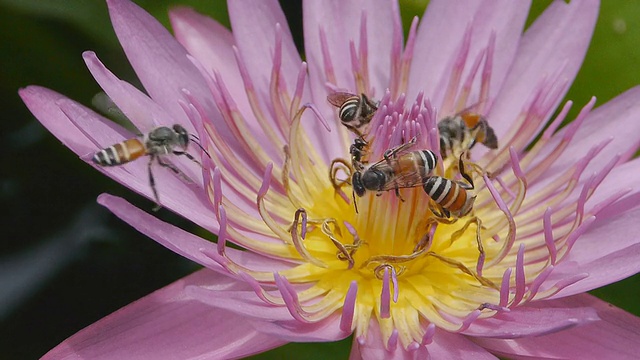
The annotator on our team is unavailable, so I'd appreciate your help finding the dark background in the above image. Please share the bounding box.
[1,1,640,358]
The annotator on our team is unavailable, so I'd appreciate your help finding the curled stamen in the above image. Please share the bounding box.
[237,271,282,306]
[321,219,354,269]
[363,248,427,269]
[427,252,497,289]
[290,209,328,268]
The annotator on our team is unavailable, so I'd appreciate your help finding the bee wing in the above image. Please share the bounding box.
[327,92,357,108]
[378,169,426,191]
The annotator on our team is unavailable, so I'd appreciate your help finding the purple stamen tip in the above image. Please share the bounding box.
[340,281,358,332]
[422,323,436,345]
[499,268,512,307]
[387,329,399,351]
[380,267,391,318]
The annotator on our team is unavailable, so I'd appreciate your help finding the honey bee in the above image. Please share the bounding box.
[327,92,378,137]
[422,156,476,218]
[352,138,438,198]
[438,112,498,158]
[92,124,201,210]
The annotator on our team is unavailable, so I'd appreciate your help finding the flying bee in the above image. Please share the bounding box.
[327,92,378,138]
[92,124,202,210]
[352,138,438,198]
[438,111,498,159]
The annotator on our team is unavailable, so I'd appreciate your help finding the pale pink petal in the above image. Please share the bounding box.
[42,269,286,360]
[83,51,173,132]
[19,86,125,155]
[427,330,498,360]
[532,86,640,187]
[464,297,598,338]
[252,314,350,342]
[302,0,399,161]
[348,319,429,360]
[228,0,338,164]
[20,86,216,227]
[542,201,640,298]
[408,0,531,104]
[169,6,237,84]
[168,6,283,165]
[227,0,300,95]
[473,294,640,360]
[98,193,291,273]
[106,0,230,139]
[489,0,598,140]
[303,0,396,94]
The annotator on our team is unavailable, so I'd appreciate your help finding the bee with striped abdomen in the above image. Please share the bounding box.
[438,111,498,159]
[92,124,201,210]
[352,138,438,198]
[327,92,378,138]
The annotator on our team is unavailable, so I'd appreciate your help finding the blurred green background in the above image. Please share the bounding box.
[1,0,639,358]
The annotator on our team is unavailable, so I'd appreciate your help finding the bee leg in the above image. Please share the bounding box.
[458,153,475,189]
[148,158,162,211]
[173,149,202,167]
[157,157,194,184]
[352,191,359,214]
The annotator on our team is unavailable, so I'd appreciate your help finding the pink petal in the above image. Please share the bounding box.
[532,86,640,187]
[227,0,300,96]
[83,51,173,132]
[106,0,228,138]
[542,200,640,298]
[19,86,124,155]
[42,269,286,360]
[427,330,498,360]
[489,0,598,140]
[98,193,290,273]
[408,0,531,104]
[349,319,429,360]
[169,6,237,84]
[473,294,640,360]
[20,86,214,224]
[252,314,350,343]
[303,0,396,94]
[302,0,399,162]
[168,6,284,168]
[228,0,340,164]
[464,297,598,338]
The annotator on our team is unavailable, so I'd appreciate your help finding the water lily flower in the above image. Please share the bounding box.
[20,0,640,358]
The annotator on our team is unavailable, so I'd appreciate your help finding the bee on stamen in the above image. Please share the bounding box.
[352,137,438,199]
[327,92,378,138]
[438,111,498,159]
[92,124,203,211]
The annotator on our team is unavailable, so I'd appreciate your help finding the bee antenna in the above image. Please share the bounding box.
[189,134,211,159]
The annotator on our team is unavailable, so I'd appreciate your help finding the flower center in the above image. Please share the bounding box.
[188,19,611,351]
